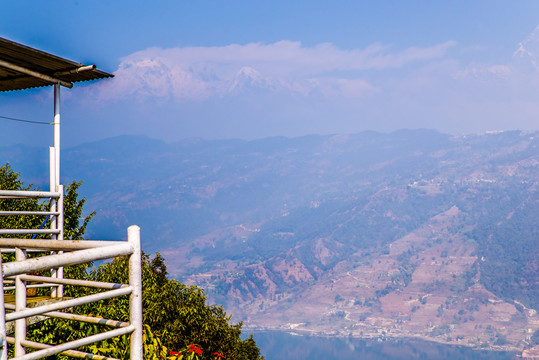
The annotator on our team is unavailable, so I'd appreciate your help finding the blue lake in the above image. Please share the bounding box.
[248,331,516,360]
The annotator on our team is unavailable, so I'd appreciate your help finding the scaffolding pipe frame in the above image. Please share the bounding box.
[13,275,128,290]
[7,337,120,360]
[6,287,133,322]
[2,244,133,277]
[0,191,61,199]
[0,239,126,251]
[0,226,143,359]
[9,326,134,360]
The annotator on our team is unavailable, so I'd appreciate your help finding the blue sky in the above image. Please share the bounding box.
[1,1,539,147]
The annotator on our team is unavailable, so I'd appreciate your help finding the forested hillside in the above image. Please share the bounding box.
[2,129,537,349]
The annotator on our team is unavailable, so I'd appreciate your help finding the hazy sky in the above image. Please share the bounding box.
[1,1,539,147]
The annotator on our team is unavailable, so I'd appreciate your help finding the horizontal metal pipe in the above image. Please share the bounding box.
[8,326,133,360]
[0,211,60,216]
[26,283,57,289]
[39,311,129,328]
[6,287,133,321]
[0,239,127,250]
[1,249,60,253]
[4,304,129,328]
[0,229,60,235]
[6,337,121,360]
[0,190,61,198]
[2,244,134,277]
[0,59,73,89]
[17,275,129,290]
[3,283,59,291]
[54,65,96,76]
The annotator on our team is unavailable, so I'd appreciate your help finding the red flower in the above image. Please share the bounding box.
[212,352,225,358]
[188,344,203,356]
[169,350,181,357]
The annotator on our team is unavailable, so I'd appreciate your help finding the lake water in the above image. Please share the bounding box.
[248,331,516,360]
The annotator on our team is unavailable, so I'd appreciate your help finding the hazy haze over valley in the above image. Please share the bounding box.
[2,129,537,352]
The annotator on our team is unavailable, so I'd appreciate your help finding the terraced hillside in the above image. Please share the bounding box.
[2,129,537,350]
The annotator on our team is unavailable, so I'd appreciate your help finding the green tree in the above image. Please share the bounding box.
[0,164,96,295]
[0,164,94,242]
[86,254,263,359]
[0,164,47,237]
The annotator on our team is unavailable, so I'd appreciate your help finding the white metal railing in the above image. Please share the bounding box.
[0,188,65,300]
[0,190,143,359]
[0,190,62,198]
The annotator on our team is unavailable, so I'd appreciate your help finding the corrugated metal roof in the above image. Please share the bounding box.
[0,37,113,92]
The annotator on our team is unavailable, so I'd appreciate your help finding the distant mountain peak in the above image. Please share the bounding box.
[237,66,263,79]
[227,66,276,93]
[513,25,539,70]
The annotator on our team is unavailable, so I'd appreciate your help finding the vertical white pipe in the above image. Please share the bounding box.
[0,253,9,359]
[57,184,64,297]
[15,248,27,357]
[128,226,143,360]
[53,83,61,299]
[54,83,60,191]
[58,185,64,242]
[49,147,58,298]
[49,147,56,194]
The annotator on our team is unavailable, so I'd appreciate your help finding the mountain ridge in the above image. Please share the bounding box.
[1,129,537,350]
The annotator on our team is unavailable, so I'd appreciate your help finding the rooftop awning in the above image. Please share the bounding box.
[0,37,113,92]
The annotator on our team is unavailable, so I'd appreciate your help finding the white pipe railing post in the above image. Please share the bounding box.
[15,248,27,357]
[57,185,64,298]
[49,147,56,194]
[0,254,8,360]
[49,147,58,298]
[53,83,60,193]
[52,83,61,299]
[3,245,133,277]
[0,208,143,358]
[128,225,143,360]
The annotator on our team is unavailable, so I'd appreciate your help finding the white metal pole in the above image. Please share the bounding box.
[10,326,134,360]
[9,337,120,360]
[0,253,9,360]
[0,190,61,198]
[29,310,129,328]
[0,239,126,251]
[18,275,129,290]
[49,147,56,194]
[57,184,64,297]
[6,287,133,322]
[2,244,133,277]
[128,225,143,360]
[54,83,60,190]
[58,185,64,241]
[49,147,58,298]
[53,80,62,299]
[15,248,27,357]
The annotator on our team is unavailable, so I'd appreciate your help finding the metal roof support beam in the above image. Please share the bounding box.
[0,59,73,88]
[54,65,96,76]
